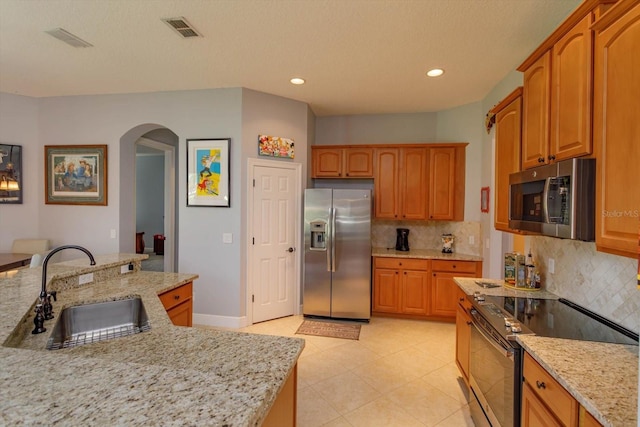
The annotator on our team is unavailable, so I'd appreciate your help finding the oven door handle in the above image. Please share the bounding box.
[470,312,514,360]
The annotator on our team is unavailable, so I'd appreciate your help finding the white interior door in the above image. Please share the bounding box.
[250,160,300,323]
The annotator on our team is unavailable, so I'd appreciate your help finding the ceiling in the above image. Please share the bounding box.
[0,0,581,117]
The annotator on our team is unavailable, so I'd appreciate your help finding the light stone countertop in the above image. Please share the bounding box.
[454,277,638,427]
[517,335,638,427]
[372,247,483,262]
[0,254,304,426]
[454,276,559,299]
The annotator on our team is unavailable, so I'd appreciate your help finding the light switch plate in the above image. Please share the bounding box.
[468,235,475,245]
[222,233,233,244]
[548,258,555,274]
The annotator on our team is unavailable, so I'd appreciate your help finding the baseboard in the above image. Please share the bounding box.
[193,313,248,329]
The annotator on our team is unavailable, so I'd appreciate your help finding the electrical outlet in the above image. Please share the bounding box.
[468,235,475,245]
[121,264,132,274]
[548,258,555,274]
[78,273,94,285]
[222,233,233,244]
[110,229,117,239]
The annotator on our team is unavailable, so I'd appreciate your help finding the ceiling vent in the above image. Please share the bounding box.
[162,17,202,38]
[45,28,93,48]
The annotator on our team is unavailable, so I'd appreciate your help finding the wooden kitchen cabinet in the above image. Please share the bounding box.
[518,1,615,171]
[491,87,522,232]
[592,0,640,259]
[374,147,428,220]
[428,146,465,221]
[311,146,373,178]
[263,364,297,427]
[455,287,472,385]
[549,13,593,163]
[521,50,551,170]
[430,260,482,319]
[522,352,579,427]
[158,281,193,327]
[373,257,430,316]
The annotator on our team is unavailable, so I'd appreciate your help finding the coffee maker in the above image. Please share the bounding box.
[395,228,410,251]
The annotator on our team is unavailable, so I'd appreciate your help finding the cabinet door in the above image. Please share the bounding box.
[521,382,563,427]
[495,95,522,231]
[522,51,551,170]
[430,272,461,318]
[550,14,593,162]
[312,147,343,178]
[373,268,401,313]
[345,148,374,177]
[400,148,428,220]
[593,2,640,258]
[455,303,471,383]
[374,148,400,219]
[167,300,193,327]
[428,147,456,220]
[401,269,430,314]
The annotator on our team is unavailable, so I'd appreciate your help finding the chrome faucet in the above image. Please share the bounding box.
[39,245,96,321]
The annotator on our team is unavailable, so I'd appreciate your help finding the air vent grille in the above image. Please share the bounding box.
[45,28,93,48]
[162,17,201,38]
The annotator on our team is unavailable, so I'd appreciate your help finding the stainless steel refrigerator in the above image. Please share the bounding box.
[303,188,371,321]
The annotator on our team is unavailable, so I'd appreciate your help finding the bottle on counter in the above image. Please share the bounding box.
[515,254,526,288]
[525,251,535,289]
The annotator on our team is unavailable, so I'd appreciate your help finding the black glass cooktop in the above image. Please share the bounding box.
[473,295,638,346]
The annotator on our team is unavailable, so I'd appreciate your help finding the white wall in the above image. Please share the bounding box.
[0,93,40,250]
[0,88,310,324]
[435,102,484,223]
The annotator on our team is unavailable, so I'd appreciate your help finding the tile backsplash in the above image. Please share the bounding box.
[530,236,639,334]
[372,220,482,257]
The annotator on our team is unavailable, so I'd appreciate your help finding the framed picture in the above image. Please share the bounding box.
[0,144,22,204]
[481,186,490,213]
[258,134,295,159]
[44,145,107,205]
[187,138,230,207]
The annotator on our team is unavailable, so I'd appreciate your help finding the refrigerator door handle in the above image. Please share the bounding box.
[330,207,336,272]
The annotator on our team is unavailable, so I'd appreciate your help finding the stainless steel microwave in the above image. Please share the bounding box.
[509,158,595,241]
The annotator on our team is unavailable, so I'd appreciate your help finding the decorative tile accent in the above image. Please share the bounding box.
[372,220,482,257]
[530,236,639,333]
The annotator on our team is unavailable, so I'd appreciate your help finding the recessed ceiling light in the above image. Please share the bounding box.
[426,68,445,77]
[290,77,305,85]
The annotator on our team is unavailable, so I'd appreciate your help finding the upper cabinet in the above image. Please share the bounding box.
[491,88,523,232]
[592,0,640,258]
[311,146,373,178]
[521,51,551,170]
[518,0,614,170]
[373,144,466,221]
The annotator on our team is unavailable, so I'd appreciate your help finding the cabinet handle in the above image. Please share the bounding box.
[538,157,545,163]
[459,297,465,302]
[452,265,456,269]
[535,380,546,389]
[346,173,349,177]
[404,272,407,275]
[433,273,436,277]
[466,321,472,326]
[548,154,556,161]
[174,295,180,300]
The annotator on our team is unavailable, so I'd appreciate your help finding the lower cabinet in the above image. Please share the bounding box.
[373,257,481,321]
[522,352,606,427]
[158,281,193,327]
[262,364,297,427]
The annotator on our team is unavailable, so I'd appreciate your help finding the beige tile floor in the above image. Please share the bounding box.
[235,315,475,427]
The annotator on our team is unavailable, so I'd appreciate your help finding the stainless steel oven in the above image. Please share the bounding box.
[468,305,523,427]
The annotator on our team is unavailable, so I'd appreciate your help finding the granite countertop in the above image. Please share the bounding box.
[517,335,638,427]
[0,254,304,426]
[453,277,638,427]
[372,247,483,262]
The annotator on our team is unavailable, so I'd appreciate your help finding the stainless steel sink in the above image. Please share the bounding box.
[46,297,151,350]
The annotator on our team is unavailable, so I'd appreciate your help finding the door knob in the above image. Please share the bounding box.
[286,247,295,253]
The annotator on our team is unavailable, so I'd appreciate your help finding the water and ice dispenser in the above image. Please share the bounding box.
[310,221,327,250]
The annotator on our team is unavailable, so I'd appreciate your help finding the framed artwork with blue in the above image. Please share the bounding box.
[187,138,230,207]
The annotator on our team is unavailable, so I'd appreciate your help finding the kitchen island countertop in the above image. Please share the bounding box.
[0,254,304,426]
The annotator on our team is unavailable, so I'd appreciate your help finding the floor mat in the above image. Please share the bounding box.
[295,319,361,340]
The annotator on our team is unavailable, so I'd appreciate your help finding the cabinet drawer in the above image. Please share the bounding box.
[523,353,578,426]
[431,260,478,274]
[159,282,193,311]
[374,257,430,271]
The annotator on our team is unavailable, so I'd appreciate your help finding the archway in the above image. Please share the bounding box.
[119,124,179,272]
